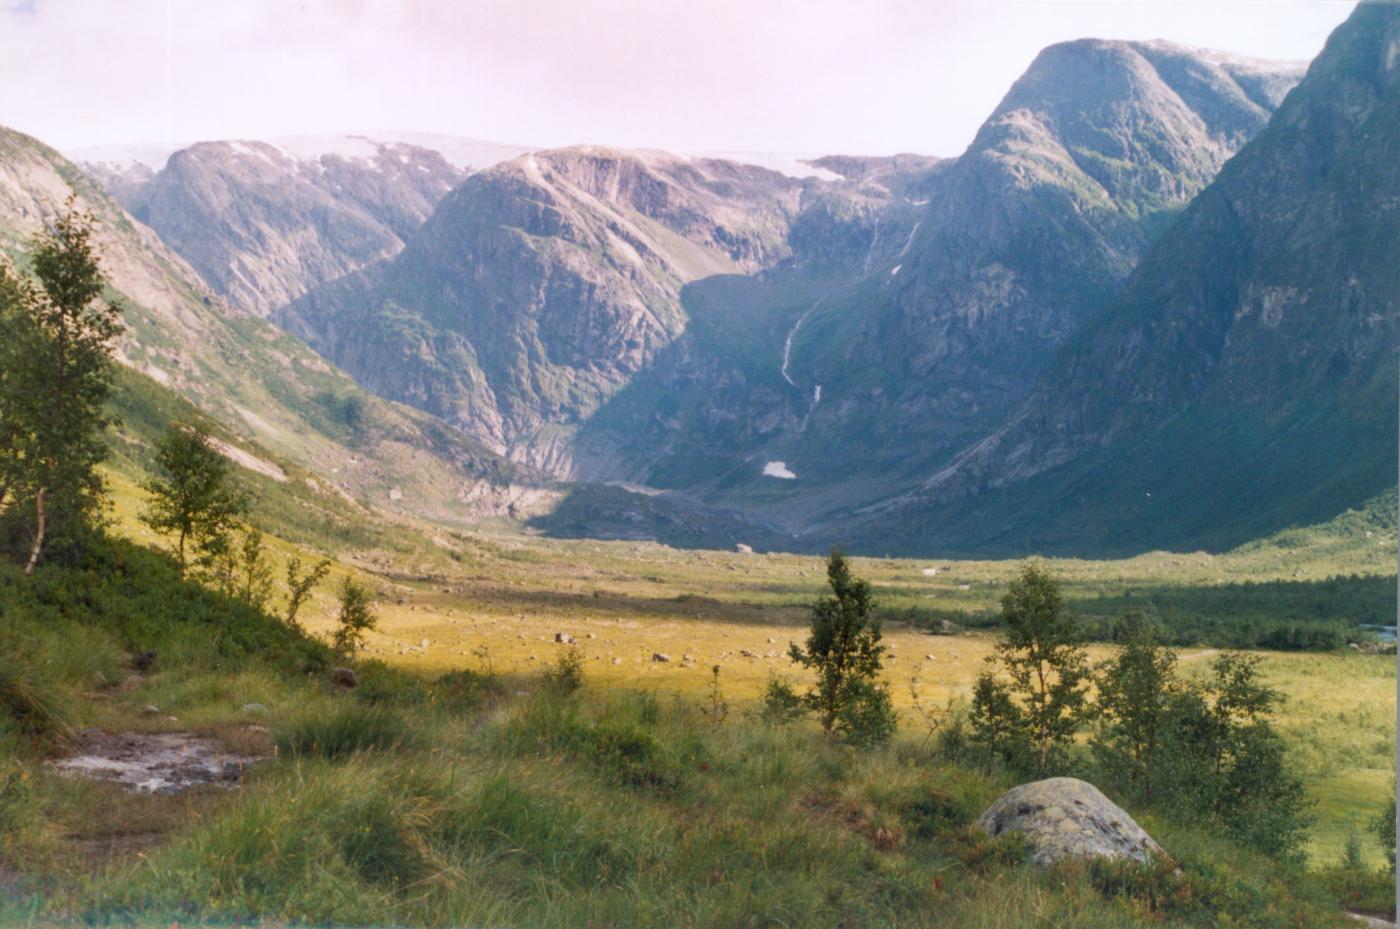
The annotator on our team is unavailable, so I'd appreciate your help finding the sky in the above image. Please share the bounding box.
[0,0,1358,160]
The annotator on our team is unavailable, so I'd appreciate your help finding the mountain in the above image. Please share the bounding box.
[101,139,468,317]
[561,40,1303,533]
[0,124,549,524]
[857,1,1400,555]
[76,132,536,319]
[278,147,829,471]
[67,39,1312,554]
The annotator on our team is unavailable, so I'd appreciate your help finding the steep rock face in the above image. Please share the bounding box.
[282,147,812,469]
[783,42,1303,485]
[0,125,544,523]
[570,41,1300,533]
[867,2,1400,554]
[125,140,466,316]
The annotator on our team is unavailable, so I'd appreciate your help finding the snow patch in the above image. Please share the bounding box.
[890,264,902,276]
[763,461,797,480]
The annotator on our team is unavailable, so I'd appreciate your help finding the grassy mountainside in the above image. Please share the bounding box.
[0,124,551,527]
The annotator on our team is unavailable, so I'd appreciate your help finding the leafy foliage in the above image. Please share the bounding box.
[0,201,122,573]
[1091,614,1179,801]
[972,562,1090,773]
[140,423,248,577]
[787,550,897,745]
[332,577,377,657]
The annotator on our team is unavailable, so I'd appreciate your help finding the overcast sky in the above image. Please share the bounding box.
[0,0,1356,159]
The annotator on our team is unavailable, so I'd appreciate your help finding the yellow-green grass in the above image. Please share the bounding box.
[96,465,1399,870]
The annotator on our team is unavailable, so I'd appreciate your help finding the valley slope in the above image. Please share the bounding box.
[857,1,1400,554]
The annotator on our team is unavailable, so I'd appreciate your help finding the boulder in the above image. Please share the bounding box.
[331,667,359,689]
[976,777,1165,867]
[651,652,671,663]
[555,632,575,644]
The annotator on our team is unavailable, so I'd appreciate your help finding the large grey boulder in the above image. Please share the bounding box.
[976,777,1166,867]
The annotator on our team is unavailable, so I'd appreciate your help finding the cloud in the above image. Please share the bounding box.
[0,0,1353,156]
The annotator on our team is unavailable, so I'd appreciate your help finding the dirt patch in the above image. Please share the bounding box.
[50,729,262,794]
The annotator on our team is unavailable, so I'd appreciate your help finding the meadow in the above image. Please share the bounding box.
[95,441,1400,872]
[0,449,1391,928]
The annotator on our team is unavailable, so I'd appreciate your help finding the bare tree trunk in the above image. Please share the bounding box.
[23,486,47,576]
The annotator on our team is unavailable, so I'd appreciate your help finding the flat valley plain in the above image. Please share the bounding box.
[254,521,1397,870]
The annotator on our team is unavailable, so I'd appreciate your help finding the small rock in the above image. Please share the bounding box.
[739,649,758,658]
[766,637,776,644]
[612,657,623,665]
[652,652,671,663]
[977,777,1167,867]
[140,704,161,717]
[682,654,696,663]
[240,703,267,715]
[925,654,936,660]
[420,638,430,648]
[735,544,754,554]
[331,667,359,689]
[131,650,158,672]
[555,632,575,644]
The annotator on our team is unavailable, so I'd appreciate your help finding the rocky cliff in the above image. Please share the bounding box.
[859,2,1399,554]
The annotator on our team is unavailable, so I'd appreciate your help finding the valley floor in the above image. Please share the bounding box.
[268,527,1396,870]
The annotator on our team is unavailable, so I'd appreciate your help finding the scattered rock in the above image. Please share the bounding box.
[240,703,267,715]
[139,704,161,717]
[652,652,671,663]
[739,649,758,658]
[331,667,359,689]
[682,654,696,663]
[555,632,575,644]
[976,777,1166,867]
[735,544,754,554]
[920,567,940,577]
[420,638,431,648]
[612,657,623,665]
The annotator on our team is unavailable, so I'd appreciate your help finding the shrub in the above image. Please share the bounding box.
[331,578,377,657]
[972,561,1089,775]
[586,721,681,792]
[760,675,805,723]
[787,550,897,746]
[543,647,584,693]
